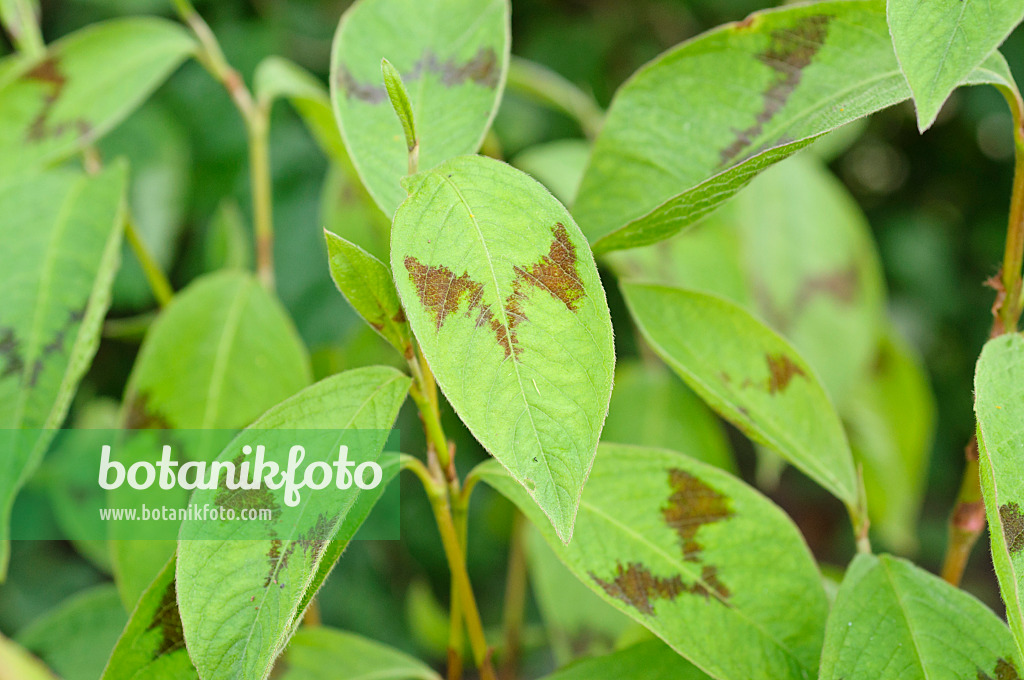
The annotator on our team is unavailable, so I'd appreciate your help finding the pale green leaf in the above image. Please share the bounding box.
[176,367,411,680]
[604,361,734,473]
[0,17,195,173]
[976,333,1024,661]
[392,155,614,542]
[111,270,311,608]
[846,330,935,553]
[325,230,413,360]
[621,283,857,506]
[101,556,197,680]
[538,641,710,680]
[381,58,417,160]
[16,585,128,680]
[0,163,126,579]
[888,0,1024,130]
[330,0,510,216]
[573,0,1015,253]
[274,627,441,680]
[480,444,829,680]
[819,553,1022,679]
[0,632,58,680]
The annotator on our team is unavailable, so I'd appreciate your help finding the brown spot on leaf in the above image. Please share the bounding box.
[336,65,388,104]
[766,353,806,394]
[392,308,407,324]
[720,14,832,165]
[404,258,485,331]
[662,468,733,561]
[978,658,1021,680]
[513,223,585,312]
[27,307,85,387]
[123,393,174,430]
[422,47,499,88]
[405,223,586,359]
[337,47,499,104]
[590,562,728,615]
[22,56,89,143]
[0,327,24,380]
[590,562,685,615]
[145,579,185,657]
[1000,503,1024,554]
[215,454,280,519]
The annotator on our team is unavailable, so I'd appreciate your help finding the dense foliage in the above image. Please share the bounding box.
[2,0,1024,679]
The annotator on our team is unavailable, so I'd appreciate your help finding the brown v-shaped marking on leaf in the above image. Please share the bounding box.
[404,223,586,359]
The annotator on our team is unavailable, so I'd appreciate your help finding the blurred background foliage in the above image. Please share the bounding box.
[1,0,1022,675]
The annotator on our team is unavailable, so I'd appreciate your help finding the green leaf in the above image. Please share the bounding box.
[16,585,128,680]
[604,361,734,473]
[274,627,441,680]
[330,0,510,216]
[111,270,311,608]
[610,154,886,406]
[573,0,1014,254]
[325,230,413,360]
[0,632,58,680]
[176,367,411,680]
[294,454,402,617]
[381,58,418,163]
[976,333,1024,661]
[846,330,935,553]
[392,155,615,542]
[479,444,829,680]
[0,17,195,173]
[511,139,591,208]
[819,553,1022,679]
[720,155,886,404]
[888,0,1024,131]
[0,163,127,579]
[101,556,197,680]
[525,523,631,664]
[43,398,121,572]
[538,641,711,680]
[621,283,857,506]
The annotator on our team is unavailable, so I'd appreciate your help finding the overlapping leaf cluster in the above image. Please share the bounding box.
[2,0,1024,678]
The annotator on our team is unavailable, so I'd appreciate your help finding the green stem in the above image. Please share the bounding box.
[941,438,986,586]
[505,56,604,140]
[431,495,496,680]
[247,110,275,290]
[995,84,1024,336]
[407,349,454,479]
[402,455,495,680]
[172,0,275,290]
[124,215,174,308]
[0,0,44,57]
[939,84,1024,587]
[500,511,528,680]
